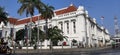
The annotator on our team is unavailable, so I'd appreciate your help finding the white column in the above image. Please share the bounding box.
[69,21,72,34]
[64,22,66,35]
[2,26,5,38]
[95,26,99,47]
[69,40,72,48]
[102,31,105,46]
[88,24,91,47]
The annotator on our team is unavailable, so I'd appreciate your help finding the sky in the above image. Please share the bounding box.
[0,0,120,35]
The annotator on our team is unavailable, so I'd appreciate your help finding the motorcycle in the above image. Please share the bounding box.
[0,42,12,55]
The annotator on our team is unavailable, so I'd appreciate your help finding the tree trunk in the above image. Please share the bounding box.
[45,18,49,49]
[40,42,42,49]
[50,39,53,50]
[45,18,48,39]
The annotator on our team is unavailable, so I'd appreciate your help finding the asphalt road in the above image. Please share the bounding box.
[13,49,120,55]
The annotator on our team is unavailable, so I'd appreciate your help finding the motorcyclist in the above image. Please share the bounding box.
[0,38,12,54]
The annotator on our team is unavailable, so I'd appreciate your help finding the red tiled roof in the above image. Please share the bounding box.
[55,5,77,15]
[8,5,77,25]
[8,17,18,24]
[16,18,30,25]
[16,16,44,25]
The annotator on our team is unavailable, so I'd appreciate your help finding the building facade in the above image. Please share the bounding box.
[0,4,110,48]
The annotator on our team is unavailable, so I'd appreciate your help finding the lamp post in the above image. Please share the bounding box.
[37,16,40,52]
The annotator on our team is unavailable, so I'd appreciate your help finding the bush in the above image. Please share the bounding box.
[34,45,37,49]
[18,46,22,49]
[72,39,77,46]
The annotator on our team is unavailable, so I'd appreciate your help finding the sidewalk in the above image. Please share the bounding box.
[14,46,112,53]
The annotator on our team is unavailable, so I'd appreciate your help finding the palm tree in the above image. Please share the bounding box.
[41,5,54,49]
[32,25,46,49]
[15,26,46,48]
[32,25,46,43]
[17,0,44,16]
[0,6,8,25]
[48,26,67,49]
[41,5,54,35]
[15,29,25,49]
[17,0,45,46]
[41,5,54,22]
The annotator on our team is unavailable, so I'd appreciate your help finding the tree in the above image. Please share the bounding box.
[15,29,25,42]
[72,39,77,46]
[17,0,44,16]
[15,26,46,48]
[15,29,25,49]
[0,6,8,25]
[17,0,45,46]
[41,5,54,49]
[48,26,67,49]
[31,25,46,46]
[41,5,54,37]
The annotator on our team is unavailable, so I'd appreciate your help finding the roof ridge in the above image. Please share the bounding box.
[18,14,41,21]
[54,7,68,12]
[8,16,18,20]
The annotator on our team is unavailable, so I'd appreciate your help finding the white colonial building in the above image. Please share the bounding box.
[0,4,110,48]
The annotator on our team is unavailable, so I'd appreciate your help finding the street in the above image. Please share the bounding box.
[13,49,120,55]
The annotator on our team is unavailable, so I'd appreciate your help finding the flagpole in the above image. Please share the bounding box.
[101,16,104,26]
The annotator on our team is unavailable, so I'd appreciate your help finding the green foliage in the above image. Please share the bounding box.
[72,39,77,46]
[17,0,45,16]
[41,5,55,45]
[72,39,77,43]
[15,29,25,42]
[15,26,45,45]
[31,26,45,45]
[48,26,67,46]
[41,5,54,20]
[0,6,8,25]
